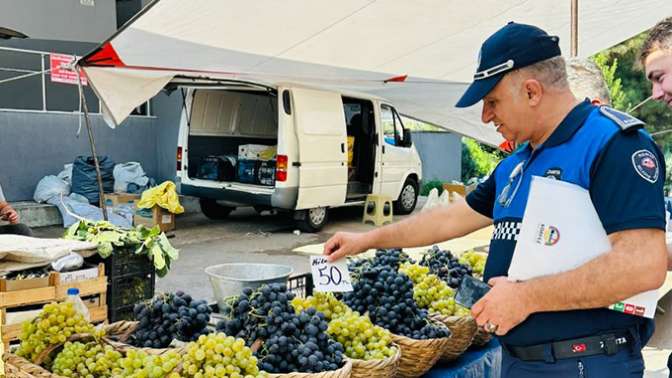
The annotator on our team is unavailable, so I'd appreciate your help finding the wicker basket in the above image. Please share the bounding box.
[266,358,352,378]
[390,333,452,378]
[349,344,401,378]
[471,326,494,347]
[430,314,478,361]
[3,353,65,378]
[103,321,180,355]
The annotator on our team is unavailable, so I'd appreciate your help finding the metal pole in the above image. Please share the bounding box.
[41,54,46,111]
[76,65,108,220]
[571,0,578,57]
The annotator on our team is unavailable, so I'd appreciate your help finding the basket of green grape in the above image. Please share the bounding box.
[399,263,479,362]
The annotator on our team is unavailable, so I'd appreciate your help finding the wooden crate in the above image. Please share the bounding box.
[1,264,108,349]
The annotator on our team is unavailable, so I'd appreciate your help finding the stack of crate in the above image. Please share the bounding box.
[0,264,108,349]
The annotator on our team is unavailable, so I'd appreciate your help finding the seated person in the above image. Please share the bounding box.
[0,183,32,236]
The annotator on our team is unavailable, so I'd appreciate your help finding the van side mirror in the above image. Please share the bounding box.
[402,129,412,147]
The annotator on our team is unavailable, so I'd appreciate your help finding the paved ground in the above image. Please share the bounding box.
[31,198,671,376]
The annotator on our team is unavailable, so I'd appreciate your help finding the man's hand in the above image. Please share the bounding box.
[471,277,533,336]
[323,232,370,262]
[0,205,19,224]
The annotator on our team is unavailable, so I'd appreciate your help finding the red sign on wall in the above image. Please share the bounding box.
[50,53,87,85]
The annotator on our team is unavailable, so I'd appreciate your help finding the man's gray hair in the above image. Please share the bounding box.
[516,56,569,89]
[641,16,672,65]
[566,57,610,104]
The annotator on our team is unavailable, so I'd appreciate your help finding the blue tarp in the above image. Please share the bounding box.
[425,339,502,378]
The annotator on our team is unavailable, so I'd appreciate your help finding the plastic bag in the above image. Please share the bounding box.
[71,156,115,205]
[113,162,149,193]
[51,252,84,272]
[33,175,70,203]
[422,188,440,211]
[57,164,73,185]
[47,195,133,228]
[137,181,184,214]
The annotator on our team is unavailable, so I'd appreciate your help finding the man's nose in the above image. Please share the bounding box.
[652,82,665,100]
[481,102,494,124]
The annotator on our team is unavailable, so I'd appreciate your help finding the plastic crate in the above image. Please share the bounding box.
[87,246,154,278]
[287,273,313,298]
[108,272,155,309]
[237,159,259,184]
[109,304,135,323]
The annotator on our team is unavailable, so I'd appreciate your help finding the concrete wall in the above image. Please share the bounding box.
[0,91,182,201]
[0,0,116,43]
[412,131,462,183]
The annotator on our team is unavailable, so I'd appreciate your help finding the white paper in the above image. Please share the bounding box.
[310,256,353,292]
[509,176,659,319]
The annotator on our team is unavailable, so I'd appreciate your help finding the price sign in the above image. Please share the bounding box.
[310,256,353,292]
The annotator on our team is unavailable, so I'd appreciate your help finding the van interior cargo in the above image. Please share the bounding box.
[186,88,378,198]
[187,89,278,187]
[343,97,376,200]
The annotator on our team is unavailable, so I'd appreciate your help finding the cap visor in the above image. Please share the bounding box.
[455,75,503,108]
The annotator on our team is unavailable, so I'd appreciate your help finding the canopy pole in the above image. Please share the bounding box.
[76,65,108,220]
[571,0,578,57]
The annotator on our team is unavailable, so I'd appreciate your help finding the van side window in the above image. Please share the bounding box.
[381,105,396,145]
[393,109,406,146]
[381,105,408,147]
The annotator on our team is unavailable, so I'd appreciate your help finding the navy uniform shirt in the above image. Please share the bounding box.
[466,100,666,347]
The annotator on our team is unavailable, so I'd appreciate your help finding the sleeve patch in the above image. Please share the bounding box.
[631,149,660,183]
[599,106,645,131]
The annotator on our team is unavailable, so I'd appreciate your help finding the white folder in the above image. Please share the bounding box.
[508,176,658,319]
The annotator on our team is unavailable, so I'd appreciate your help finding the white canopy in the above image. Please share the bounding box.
[80,0,672,146]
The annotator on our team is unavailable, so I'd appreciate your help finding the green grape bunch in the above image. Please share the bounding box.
[290,292,349,321]
[116,349,182,378]
[327,311,396,361]
[52,341,122,377]
[16,302,101,364]
[181,333,266,378]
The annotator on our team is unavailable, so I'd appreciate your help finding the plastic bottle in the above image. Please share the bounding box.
[66,288,91,321]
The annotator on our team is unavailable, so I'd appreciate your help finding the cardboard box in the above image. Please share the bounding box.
[238,144,276,161]
[56,265,100,284]
[134,206,175,232]
[104,193,140,208]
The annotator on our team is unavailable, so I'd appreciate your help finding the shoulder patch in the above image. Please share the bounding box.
[631,149,660,183]
[599,106,645,132]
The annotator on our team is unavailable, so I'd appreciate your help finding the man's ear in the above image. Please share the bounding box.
[523,79,543,106]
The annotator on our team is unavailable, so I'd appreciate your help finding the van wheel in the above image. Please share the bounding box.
[295,207,329,233]
[394,178,418,215]
[200,199,235,220]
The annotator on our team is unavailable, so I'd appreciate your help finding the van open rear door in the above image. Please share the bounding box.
[290,87,348,210]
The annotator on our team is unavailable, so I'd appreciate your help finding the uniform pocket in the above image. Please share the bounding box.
[578,360,586,378]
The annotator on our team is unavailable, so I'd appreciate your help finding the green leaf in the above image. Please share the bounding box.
[98,243,113,258]
[151,244,166,270]
[157,233,179,261]
[64,221,82,239]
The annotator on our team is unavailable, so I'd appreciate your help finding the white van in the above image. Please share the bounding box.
[175,80,422,232]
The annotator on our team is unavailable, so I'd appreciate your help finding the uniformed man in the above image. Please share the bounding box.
[323,22,667,377]
[640,15,672,377]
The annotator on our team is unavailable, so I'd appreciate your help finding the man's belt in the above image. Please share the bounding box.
[504,331,632,362]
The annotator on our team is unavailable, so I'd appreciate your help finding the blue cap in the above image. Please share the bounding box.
[455,22,561,108]
[67,288,79,295]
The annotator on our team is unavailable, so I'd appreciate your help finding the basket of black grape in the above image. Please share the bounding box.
[104,291,212,354]
[216,283,352,378]
[342,265,452,378]
[291,293,401,378]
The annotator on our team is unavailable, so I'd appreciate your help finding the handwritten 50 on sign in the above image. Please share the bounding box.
[310,256,353,293]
